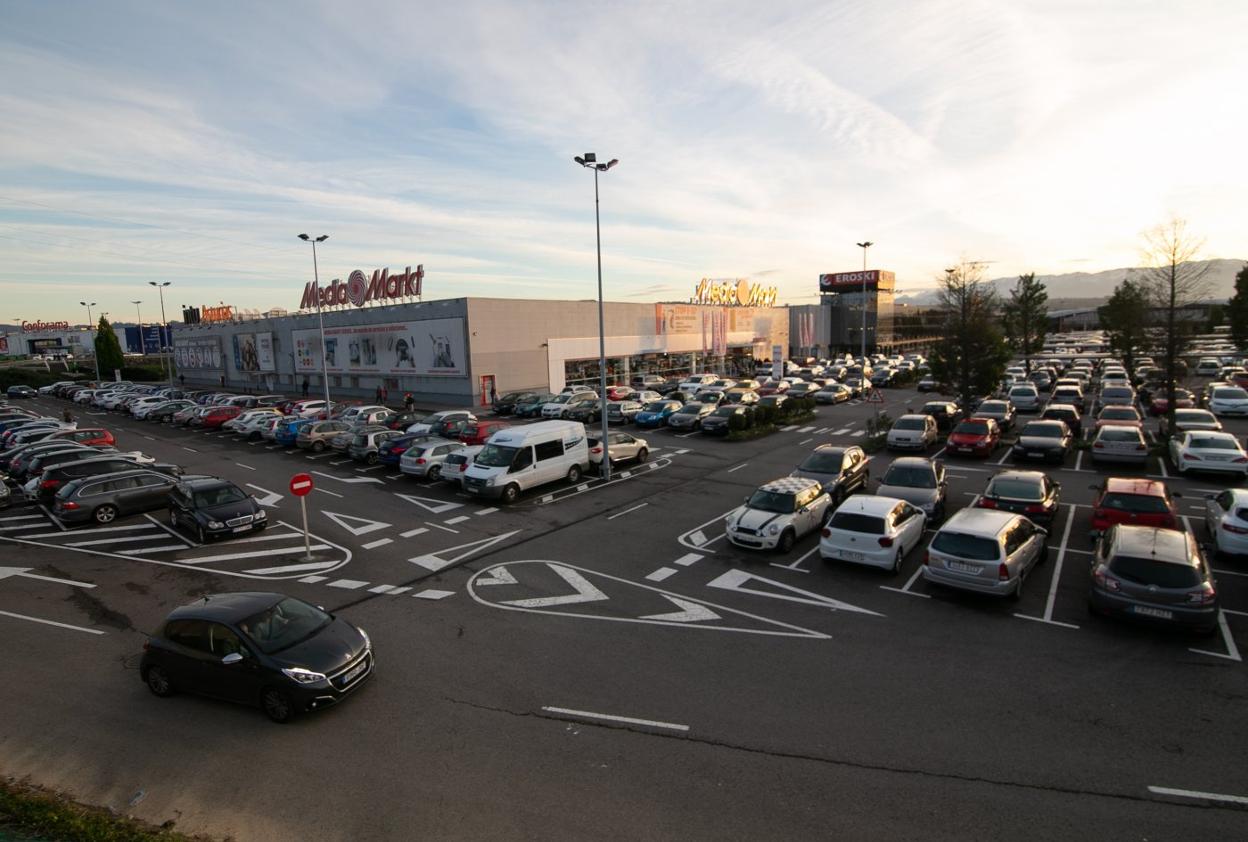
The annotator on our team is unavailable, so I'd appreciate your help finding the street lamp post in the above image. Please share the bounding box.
[573,153,619,481]
[148,282,173,388]
[131,300,144,358]
[298,234,333,410]
[80,301,100,383]
[856,241,873,362]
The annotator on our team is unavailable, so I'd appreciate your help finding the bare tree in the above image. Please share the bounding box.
[1138,218,1212,435]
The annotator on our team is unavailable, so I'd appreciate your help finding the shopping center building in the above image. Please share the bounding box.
[171,267,791,407]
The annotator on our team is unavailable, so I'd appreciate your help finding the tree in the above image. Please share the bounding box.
[1002,273,1048,373]
[1227,263,1248,350]
[1098,279,1150,378]
[927,261,1011,411]
[1138,218,1212,434]
[94,315,124,377]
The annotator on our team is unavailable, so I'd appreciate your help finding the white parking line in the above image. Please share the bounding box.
[426,521,459,533]
[0,514,44,523]
[165,544,332,564]
[25,523,156,538]
[234,463,256,471]
[117,544,190,555]
[1013,504,1079,629]
[314,487,344,498]
[645,567,678,582]
[475,508,498,516]
[326,579,369,590]
[799,438,813,445]
[362,538,393,550]
[444,516,469,525]
[606,502,648,521]
[673,553,704,566]
[770,545,820,574]
[880,564,930,598]
[1147,785,1248,806]
[181,446,198,453]
[850,429,865,437]
[401,527,428,538]
[726,463,748,473]
[0,609,106,635]
[541,706,689,732]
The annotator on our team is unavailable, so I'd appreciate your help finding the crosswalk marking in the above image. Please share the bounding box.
[412,589,455,600]
[327,579,369,589]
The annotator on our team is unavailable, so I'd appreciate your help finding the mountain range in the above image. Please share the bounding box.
[895,258,1246,306]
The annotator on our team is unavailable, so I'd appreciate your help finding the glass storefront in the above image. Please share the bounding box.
[564,347,760,387]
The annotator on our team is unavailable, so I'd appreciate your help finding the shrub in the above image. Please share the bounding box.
[728,410,749,432]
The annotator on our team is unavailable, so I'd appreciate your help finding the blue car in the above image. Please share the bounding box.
[634,400,683,429]
[378,433,423,466]
[274,417,314,446]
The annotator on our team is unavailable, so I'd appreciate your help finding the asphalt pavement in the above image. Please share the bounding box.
[1,387,1245,841]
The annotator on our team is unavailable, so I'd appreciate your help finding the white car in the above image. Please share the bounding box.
[1195,358,1223,376]
[726,477,831,553]
[228,409,283,439]
[632,390,663,404]
[678,374,718,394]
[1204,488,1248,557]
[541,392,596,419]
[1008,384,1041,412]
[820,495,928,572]
[1207,386,1248,417]
[407,409,475,434]
[125,396,165,415]
[1169,431,1248,477]
[588,431,649,466]
[886,414,937,451]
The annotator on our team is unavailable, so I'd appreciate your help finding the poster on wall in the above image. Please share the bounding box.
[232,332,276,372]
[654,304,699,335]
[292,318,466,376]
[173,337,224,371]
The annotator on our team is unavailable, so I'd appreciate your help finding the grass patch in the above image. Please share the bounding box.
[0,778,210,842]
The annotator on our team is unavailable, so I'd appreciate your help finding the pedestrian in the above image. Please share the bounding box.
[375,386,383,404]
[381,386,389,405]
[62,408,74,424]
[179,374,185,387]
[404,392,414,412]
[490,383,498,405]
[301,378,309,398]
[220,374,226,388]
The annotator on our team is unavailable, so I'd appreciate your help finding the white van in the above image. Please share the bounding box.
[462,420,591,504]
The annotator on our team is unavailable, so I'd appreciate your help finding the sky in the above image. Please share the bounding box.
[2,0,1246,323]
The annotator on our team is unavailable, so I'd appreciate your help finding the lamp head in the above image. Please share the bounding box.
[298,233,310,241]
[856,241,874,249]
[316,235,328,242]
[582,153,597,163]
[573,156,585,165]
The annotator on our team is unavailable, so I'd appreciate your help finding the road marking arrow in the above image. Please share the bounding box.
[706,569,883,617]
[394,493,463,514]
[408,530,521,572]
[641,595,719,623]
[311,470,383,485]
[321,511,391,536]
[245,484,283,507]
[502,564,608,608]
[476,566,517,586]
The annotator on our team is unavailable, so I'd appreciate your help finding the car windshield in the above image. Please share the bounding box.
[351,434,370,446]
[881,465,935,488]
[238,597,332,654]
[1213,388,1248,399]
[675,404,703,415]
[475,443,519,468]
[954,421,989,435]
[980,402,1007,414]
[829,512,885,534]
[798,451,842,473]
[1021,424,1063,438]
[712,407,737,417]
[1109,556,1200,588]
[987,478,1044,500]
[192,485,247,507]
[1175,410,1214,423]
[1102,388,1132,398]
[1189,436,1238,450]
[1100,408,1138,420]
[895,418,926,430]
[1102,493,1169,513]
[747,489,797,514]
[931,531,1000,561]
[1009,388,1036,397]
[643,402,671,412]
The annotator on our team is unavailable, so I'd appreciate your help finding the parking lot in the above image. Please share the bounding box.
[2,381,1246,841]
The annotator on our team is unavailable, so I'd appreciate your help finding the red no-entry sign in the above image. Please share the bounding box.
[290,473,314,497]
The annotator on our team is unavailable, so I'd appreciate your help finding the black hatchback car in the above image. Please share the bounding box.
[141,592,373,722]
[169,477,267,542]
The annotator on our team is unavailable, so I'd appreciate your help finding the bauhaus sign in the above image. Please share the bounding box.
[301,266,424,310]
[819,270,895,292]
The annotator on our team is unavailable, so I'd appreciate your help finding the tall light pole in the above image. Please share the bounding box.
[148,282,173,388]
[80,301,100,383]
[131,300,144,357]
[298,234,333,409]
[573,153,618,481]
[856,241,873,362]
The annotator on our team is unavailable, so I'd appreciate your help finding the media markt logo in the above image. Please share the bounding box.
[301,265,424,309]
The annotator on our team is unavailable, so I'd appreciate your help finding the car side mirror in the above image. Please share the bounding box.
[221,652,243,666]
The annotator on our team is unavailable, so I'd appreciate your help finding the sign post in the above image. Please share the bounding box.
[289,473,314,560]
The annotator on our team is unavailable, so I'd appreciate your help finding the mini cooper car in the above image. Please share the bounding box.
[727,477,830,553]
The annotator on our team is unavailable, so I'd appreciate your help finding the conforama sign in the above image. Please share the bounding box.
[819,270,895,293]
[301,265,424,310]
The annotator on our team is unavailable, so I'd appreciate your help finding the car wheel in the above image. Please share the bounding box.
[145,665,174,697]
[312,440,325,453]
[892,549,903,574]
[567,464,582,484]
[261,687,296,724]
[777,529,796,554]
[501,483,520,504]
[366,452,379,465]
[636,448,648,463]
[428,464,442,481]
[93,504,118,524]
[1010,571,1025,602]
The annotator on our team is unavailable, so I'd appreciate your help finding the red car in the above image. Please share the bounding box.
[45,427,116,447]
[605,385,635,401]
[200,406,242,429]
[1148,389,1194,416]
[458,419,510,446]
[1090,477,1179,536]
[946,417,1001,457]
[756,380,791,397]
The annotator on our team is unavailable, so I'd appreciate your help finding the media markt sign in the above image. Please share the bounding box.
[691,277,778,307]
[301,265,424,309]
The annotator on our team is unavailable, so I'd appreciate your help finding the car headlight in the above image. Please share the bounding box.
[768,524,780,535]
[484,476,497,486]
[208,520,224,529]
[254,509,267,520]
[281,666,327,685]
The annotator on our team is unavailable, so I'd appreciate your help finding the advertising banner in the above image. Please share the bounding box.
[173,337,224,371]
[819,270,895,293]
[293,318,465,377]
[654,304,699,335]
[232,332,276,372]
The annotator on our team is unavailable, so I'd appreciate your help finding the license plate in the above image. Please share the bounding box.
[947,561,980,574]
[1133,605,1173,620]
[466,486,480,494]
[1028,451,1043,458]
[232,525,251,533]
[958,447,972,452]
[838,550,864,561]
[342,661,366,683]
